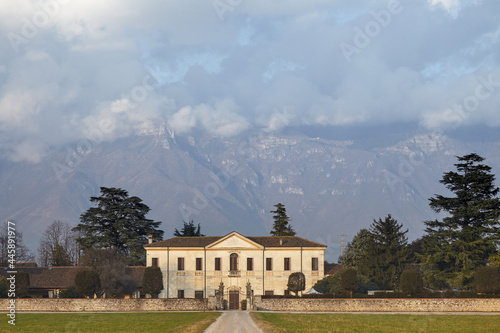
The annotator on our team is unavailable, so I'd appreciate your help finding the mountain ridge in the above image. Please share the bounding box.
[2,126,500,261]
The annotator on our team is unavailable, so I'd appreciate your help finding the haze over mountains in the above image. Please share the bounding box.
[2,124,500,261]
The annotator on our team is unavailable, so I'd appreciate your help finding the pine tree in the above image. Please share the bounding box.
[359,214,408,290]
[174,220,205,237]
[422,153,500,289]
[270,203,296,236]
[340,228,371,267]
[74,187,164,266]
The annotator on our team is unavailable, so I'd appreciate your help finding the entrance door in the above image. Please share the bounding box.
[229,291,239,310]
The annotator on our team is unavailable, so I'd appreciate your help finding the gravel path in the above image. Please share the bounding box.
[203,311,264,333]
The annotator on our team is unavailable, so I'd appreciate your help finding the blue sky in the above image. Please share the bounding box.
[1,0,500,162]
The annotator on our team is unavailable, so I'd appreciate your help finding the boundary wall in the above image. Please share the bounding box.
[253,296,500,312]
[0,298,211,312]
[2,297,500,312]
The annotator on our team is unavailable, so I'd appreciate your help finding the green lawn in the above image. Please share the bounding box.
[0,312,220,333]
[251,313,500,333]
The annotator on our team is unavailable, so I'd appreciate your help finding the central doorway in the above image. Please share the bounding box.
[229,291,239,310]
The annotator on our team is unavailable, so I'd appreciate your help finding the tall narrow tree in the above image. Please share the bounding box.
[74,187,164,265]
[270,203,296,236]
[422,153,500,289]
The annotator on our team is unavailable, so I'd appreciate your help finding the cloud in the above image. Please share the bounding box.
[169,99,249,137]
[0,0,500,162]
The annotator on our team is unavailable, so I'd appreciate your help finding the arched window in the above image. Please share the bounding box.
[230,253,238,271]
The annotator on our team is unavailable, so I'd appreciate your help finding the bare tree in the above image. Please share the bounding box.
[0,221,35,266]
[38,221,81,266]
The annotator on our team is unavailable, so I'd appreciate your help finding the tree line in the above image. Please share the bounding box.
[315,153,500,295]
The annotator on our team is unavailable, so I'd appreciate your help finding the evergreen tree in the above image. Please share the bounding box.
[50,243,73,266]
[74,187,164,265]
[340,267,358,298]
[422,153,500,289]
[15,271,30,297]
[399,268,424,295]
[359,215,408,289]
[270,203,296,236]
[173,220,205,237]
[75,270,101,298]
[340,229,371,267]
[0,276,8,298]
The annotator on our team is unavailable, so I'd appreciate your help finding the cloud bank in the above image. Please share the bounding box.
[1,0,500,162]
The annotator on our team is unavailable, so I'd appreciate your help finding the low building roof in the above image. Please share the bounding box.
[145,232,326,248]
[324,263,342,275]
[0,266,146,289]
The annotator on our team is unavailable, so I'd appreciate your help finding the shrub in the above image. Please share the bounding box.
[340,267,358,297]
[400,268,424,295]
[143,266,164,298]
[75,270,101,298]
[475,266,500,294]
[287,272,306,296]
[15,271,30,297]
[59,286,84,298]
[0,276,8,298]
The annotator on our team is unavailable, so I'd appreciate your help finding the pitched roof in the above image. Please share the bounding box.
[325,263,342,275]
[0,266,86,289]
[145,232,326,248]
[0,266,147,289]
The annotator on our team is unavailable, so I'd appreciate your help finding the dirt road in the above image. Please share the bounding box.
[203,311,264,333]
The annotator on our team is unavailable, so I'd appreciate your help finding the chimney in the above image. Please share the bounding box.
[148,234,153,244]
[279,239,283,246]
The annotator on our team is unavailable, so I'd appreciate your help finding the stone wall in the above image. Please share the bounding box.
[3,297,500,312]
[0,298,210,312]
[253,296,500,312]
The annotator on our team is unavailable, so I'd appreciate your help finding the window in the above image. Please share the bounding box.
[178,290,184,298]
[284,289,290,296]
[284,257,290,271]
[265,290,274,296]
[215,257,221,271]
[195,291,204,299]
[312,257,319,271]
[178,257,184,271]
[151,257,159,267]
[230,253,238,271]
[247,257,253,271]
[196,258,202,271]
[266,258,273,271]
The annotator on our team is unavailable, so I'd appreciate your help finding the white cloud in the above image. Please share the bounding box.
[0,0,500,162]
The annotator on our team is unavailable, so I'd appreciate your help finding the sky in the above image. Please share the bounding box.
[1,0,500,163]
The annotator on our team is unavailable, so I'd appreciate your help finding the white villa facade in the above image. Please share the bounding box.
[144,231,326,308]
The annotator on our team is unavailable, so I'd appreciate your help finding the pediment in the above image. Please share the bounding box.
[207,232,263,249]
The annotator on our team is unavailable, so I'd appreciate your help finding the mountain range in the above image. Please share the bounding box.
[2,124,500,262]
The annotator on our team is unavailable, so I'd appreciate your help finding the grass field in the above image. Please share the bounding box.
[251,313,500,333]
[0,312,221,333]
